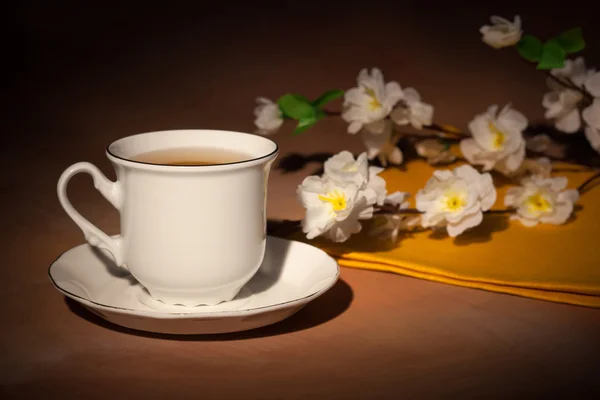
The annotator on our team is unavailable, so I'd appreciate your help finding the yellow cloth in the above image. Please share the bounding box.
[290,160,600,307]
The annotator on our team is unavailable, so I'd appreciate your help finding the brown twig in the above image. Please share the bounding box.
[376,204,422,214]
[577,171,600,194]
[423,123,470,138]
[485,208,517,214]
[517,54,592,101]
[321,110,469,139]
[545,72,593,102]
[551,166,596,173]
[375,204,515,215]
[526,149,600,170]
[395,131,463,142]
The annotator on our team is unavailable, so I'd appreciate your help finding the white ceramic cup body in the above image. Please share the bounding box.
[57,130,278,306]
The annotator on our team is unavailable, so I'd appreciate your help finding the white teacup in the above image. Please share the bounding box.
[57,129,278,306]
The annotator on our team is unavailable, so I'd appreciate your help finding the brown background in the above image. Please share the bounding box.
[3,1,600,398]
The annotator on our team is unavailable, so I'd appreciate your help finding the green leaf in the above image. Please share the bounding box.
[289,93,310,103]
[555,27,585,54]
[516,35,543,62]
[277,94,315,120]
[312,89,344,108]
[293,110,327,135]
[314,108,326,121]
[536,39,566,70]
[293,117,318,135]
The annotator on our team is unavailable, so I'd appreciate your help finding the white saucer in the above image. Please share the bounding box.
[49,236,340,335]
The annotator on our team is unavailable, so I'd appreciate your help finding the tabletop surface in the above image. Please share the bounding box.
[4,2,600,398]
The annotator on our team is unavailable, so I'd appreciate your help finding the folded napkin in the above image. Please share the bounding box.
[288,160,600,307]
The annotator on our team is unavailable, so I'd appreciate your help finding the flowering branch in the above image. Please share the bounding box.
[481,16,599,148]
[252,13,600,245]
[255,14,600,163]
[294,151,584,243]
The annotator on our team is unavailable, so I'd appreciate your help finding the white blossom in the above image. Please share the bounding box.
[585,70,600,97]
[416,165,496,237]
[298,151,391,242]
[543,58,593,133]
[460,104,527,174]
[253,97,284,135]
[525,133,567,159]
[415,139,456,164]
[362,119,403,166]
[542,89,583,133]
[323,151,369,187]
[367,166,387,206]
[526,134,552,153]
[386,191,412,209]
[480,15,522,49]
[583,100,600,154]
[297,175,376,242]
[390,88,434,130]
[368,192,418,242]
[522,157,553,179]
[323,151,387,205]
[583,73,600,154]
[342,68,404,134]
[504,176,579,227]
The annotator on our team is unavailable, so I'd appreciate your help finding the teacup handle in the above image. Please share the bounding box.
[57,162,125,268]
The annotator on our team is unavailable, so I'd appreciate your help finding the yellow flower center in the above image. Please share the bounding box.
[444,192,467,212]
[318,190,347,211]
[488,121,506,150]
[525,193,553,213]
[365,88,382,110]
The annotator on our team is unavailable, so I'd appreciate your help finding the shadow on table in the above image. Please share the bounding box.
[275,152,333,175]
[64,278,353,341]
[429,214,510,246]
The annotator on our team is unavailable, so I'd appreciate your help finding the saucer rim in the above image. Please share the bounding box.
[48,236,340,320]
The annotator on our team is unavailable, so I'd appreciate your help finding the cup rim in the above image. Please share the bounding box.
[105,129,279,170]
